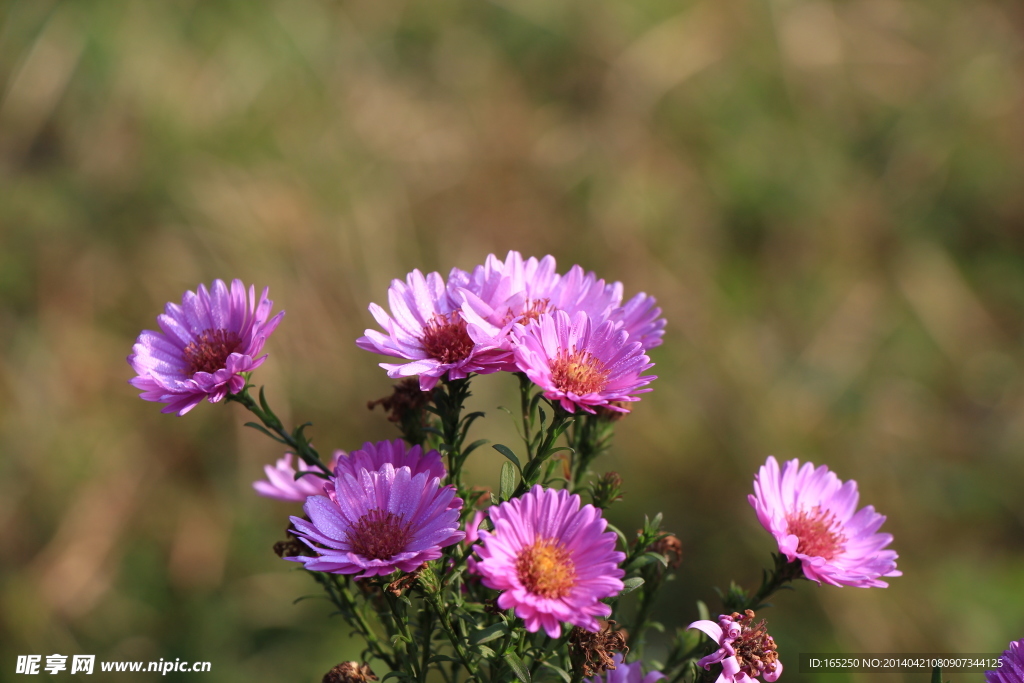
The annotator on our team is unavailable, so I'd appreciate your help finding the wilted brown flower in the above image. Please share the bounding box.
[569,620,629,677]
[323,661,377,683]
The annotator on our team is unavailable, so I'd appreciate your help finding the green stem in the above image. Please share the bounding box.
[385,593,420,680]
[728,553,804,613]
[226,384,332,476]
[515,409,571,496]
[314,573,396,671]
[428,594,482,682]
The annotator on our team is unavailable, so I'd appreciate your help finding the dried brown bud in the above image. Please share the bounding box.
[323,661,377,683]
[385,567,422,597]
[368,378,430,424]
[569,620,629,677]
[649,533,683,569]
[274,522,313,558]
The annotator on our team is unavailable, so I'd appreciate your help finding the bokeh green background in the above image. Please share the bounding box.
[2,0,1024,681]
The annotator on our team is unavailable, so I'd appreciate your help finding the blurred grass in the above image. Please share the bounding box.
[2,0,1024,680]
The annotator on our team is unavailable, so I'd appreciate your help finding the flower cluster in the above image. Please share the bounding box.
[356,251,660,413]
[127,265,920,683]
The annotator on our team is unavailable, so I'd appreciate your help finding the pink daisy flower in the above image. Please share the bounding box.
[987,638,1024,683]
[689,611,782,683]
[586,654,664,683]
[473,485,625,638]
[331,439,446,482]
[748,456,901,588]
[512,310,656,414]
[454,252,621,355]
[128,279,284,415]
[253,452,341,502]
[356,268,508,390]
[288,464,464,578]
[609,292,666,351]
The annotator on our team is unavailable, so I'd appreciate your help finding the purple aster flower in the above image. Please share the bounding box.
[689,611,782,683]
[473,485,625,638]
[288,463,464,577]
[356,268,509,390]
[128,279,284,415]
[331,439,446,482]
[987,638,1024,683]
[253,452,341,502]
[512,310,656,414]
[454,252,621,355]
[585,654,665,683]
[748,456,901,588]
[609,292,666,351]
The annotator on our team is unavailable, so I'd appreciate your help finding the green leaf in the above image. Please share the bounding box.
[493,444,522,471]
[931,667,942,683]
[625,552,668,572]
[620,577,645,596]
[500,461,517,501]
[540,661,571,683]
[463,438,489,457]
[504,652,532,683]
[428,655,460,664]
[697,599,710,621]
[382,672,412,682]
[470,622,509,645]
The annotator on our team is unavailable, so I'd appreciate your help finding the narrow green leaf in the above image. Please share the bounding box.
[697,599,710,621]
[931,667,942,683]
[463,438,489,457]
[500,461,517,501]
[493,444,522,471]
[243,422,287,444]
[504,652,532,683]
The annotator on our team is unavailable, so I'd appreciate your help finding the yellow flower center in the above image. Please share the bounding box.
[515,538,576,599]
[550,350,609,396]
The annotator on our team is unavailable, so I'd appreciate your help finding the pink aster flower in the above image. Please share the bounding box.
[512,310,656,414]
[331,439,446,482]
[749,456,901,588]
[688,611,782,683]
[987,638,1024,683]
[128,279,284,415]
[473,485,625,638]
[586,654,665,683]
[453,252,621,355]
[356,268,509,390]
[609,292,666,351]
[288,463,464,577]
[253,452,341,502]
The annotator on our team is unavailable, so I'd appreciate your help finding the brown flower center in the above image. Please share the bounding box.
[505,298,551,325]
[419,314,474,365]
[731,610,779,679]
[183,328,242,375]
[550,350,609,396]
[346,509,413,560]
[787,505,847,560]
[515,537,576,599]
